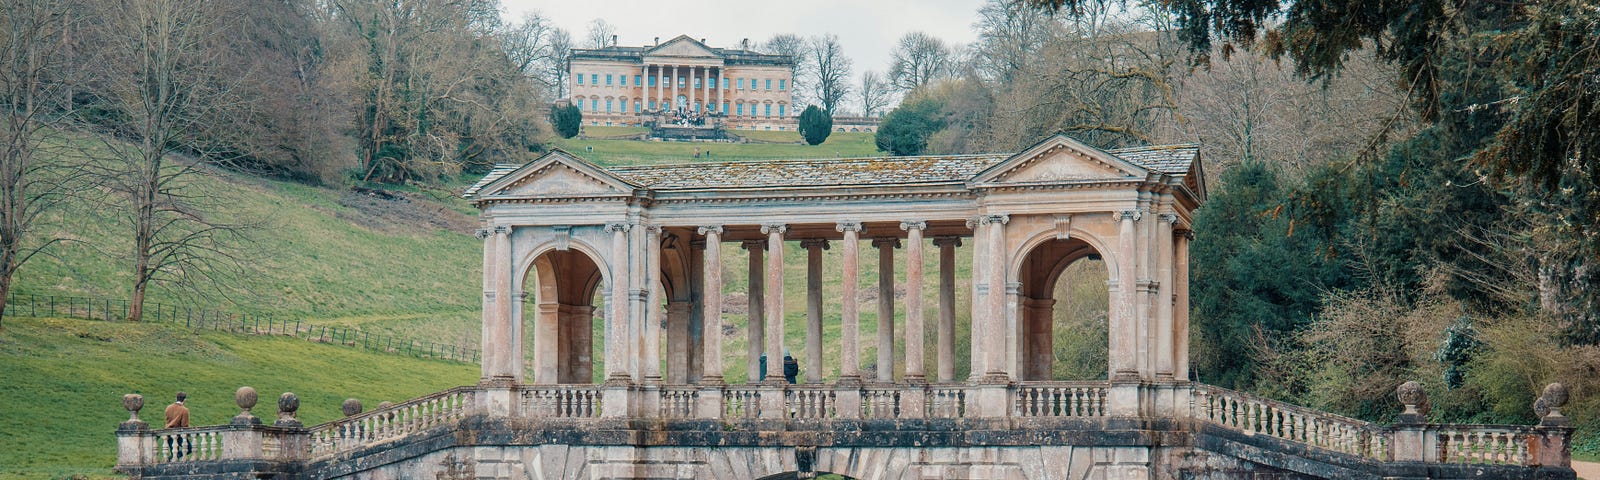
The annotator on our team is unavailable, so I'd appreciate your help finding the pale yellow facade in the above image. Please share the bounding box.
[568,35,797,130]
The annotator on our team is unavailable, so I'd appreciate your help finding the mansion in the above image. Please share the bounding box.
[568,35,797,131]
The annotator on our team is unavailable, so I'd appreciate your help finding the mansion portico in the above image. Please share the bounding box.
[568,35,796,130]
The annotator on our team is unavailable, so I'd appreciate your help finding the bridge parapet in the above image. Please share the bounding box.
[114,381,1575,479]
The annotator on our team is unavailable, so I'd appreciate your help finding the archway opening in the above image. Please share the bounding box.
[1017,237,1110,381]
[521,249,606,384]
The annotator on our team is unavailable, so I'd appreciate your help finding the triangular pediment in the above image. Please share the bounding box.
[645,35,717,58]
[970,133,1148,185]
[478,149,637,198]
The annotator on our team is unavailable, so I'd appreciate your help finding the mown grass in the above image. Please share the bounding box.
[551,129,881,167]
[0,316,478,480]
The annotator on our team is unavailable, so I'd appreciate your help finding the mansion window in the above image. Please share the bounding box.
[722,101,729,113]
[606,99,613,112]
[779,80,786,90]
[737,78,744,89]
[677,76,686,88]
[576,74,584,85]
[649,76,657,87]
[765,104,771,116]
[766,79,772,90]
[590,99,597,111]
[590,74,597,85]
[778,104,785,116]
[634,75,641,86]
[606,74,613,86]
[737,104,744,115]
[634,101,641,112]
[722,78,729,89]
[649,100,657,110]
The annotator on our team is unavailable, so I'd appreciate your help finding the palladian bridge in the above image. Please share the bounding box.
[114,134,1576,479]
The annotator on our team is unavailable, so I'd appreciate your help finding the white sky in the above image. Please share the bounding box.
[501,0,987,76]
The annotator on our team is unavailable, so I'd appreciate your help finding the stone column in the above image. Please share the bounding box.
[715,67,723,113]
[699,226,725,384]
[901,221,927,384]
[762,223,787,383]
[968,217,987,382]
[873,237,900,383]
[533,301,559,384]
[492,225,515,381]
[1114,211,1139,380]
[982,215,1009,383]
[742,239,765,382]
[932,237,961,383]
[569,305,594,383]
[477,228,496,381]
[801,238,829,383]
[643,225,664,384]
[688,66,698,111]
[666,300,692,384]
[1022,298,1056,380]
[604,223,632,384]
[1175,230,1192,381]
[629,223,647,382]
[700,66,710,112]
[671,65,679,110]
[836,222,863,383]
[1156,213,1177,380]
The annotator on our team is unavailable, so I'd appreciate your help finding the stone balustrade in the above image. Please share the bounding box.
[1193,384,1388,460]
[115,380,1575,477]
[309,387,475,457]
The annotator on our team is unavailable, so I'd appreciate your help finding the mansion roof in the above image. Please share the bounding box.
[463,135,1203,202]
[570,35,792,67]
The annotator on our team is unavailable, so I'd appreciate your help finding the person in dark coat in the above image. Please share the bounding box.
[782,349,799,384]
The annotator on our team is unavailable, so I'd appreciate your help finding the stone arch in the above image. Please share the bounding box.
[518,243,609,384]
[1011,230,1114,381]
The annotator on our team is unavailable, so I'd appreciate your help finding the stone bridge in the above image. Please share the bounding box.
[115,134,1575,479]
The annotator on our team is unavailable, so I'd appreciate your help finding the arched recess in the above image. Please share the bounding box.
[1015,236,1113,381]
[520,247,606,384]
[657,230,704,384]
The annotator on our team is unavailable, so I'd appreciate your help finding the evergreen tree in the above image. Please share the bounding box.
[550,104,582,139]
[797,106,832,145]
[875,95,946,156]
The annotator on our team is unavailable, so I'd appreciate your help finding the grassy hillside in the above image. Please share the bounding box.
[0,316,478,480]
[551,127,881,166]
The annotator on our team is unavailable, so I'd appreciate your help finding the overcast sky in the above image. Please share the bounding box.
[501,0,987,76]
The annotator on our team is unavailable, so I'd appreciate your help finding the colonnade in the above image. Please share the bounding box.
[609,220,973,386]
[641,64,721,113]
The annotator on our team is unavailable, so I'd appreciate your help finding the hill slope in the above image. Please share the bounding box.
[0,316,478,479]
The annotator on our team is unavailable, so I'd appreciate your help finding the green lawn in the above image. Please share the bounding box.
[0,316,478,480]
[552,130,881,167]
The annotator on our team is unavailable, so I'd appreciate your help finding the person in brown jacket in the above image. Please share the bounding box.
[164,392,191,458]
[164,392,190,428]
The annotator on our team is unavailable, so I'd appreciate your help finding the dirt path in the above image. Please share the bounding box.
[1575,460,1599,479]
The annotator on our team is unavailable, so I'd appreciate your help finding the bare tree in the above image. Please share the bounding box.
[0,0,77,325]
[858,70,893,118]
[80,0,259,322]
[888,31,954,92]
[973,0,1056,82]
[806,34,852,114]
[584,18,615,49]
[764,33,809,102]
[547,28,572,98]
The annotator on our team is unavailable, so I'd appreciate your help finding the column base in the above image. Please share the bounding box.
[902,374,928,385]
[603,374,634,387]
[980,371,1010,385]
[697,375,725,386]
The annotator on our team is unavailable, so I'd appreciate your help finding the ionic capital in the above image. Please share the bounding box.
[932,236,963,248]
[871,238,902,249]
[1119,210,1142,221]
[604,223,632,233]
[474,228,490,240]
[1158,213,1179,225]
[899,220,927,231]
[835,221,863,233]
[760,223,788,235]
[799,238,830,250]
[492,225,511,235]
[696,225,724,236]
[982,214,1010,226]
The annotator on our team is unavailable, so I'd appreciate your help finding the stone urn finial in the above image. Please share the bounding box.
[1538,382,1570,427]
[232,386,261,425]
[275,392,302,428]
[120,393,148,430]
[342,398,363,417]
[1396,381,1428,424]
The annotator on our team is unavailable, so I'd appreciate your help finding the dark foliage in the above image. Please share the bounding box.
[551,104,582,139]
[875,95,946,156]
[797,105,833,145]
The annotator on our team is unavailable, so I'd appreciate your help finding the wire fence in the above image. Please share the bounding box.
[3,292,481,365]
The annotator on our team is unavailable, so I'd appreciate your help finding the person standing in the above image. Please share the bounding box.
[782,351,799,384]
[164,392,190,428]
[164,392,192,458]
